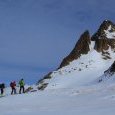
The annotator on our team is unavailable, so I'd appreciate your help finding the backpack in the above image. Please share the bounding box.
[0,83,5,89]
[2,84,5,88]
[10,82,16,88]
[19,80,25,86]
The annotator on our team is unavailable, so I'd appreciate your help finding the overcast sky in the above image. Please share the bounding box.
[0,0,115,84]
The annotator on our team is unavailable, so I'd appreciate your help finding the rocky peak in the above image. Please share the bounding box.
[60,20,115,68]
[92,20,115,40]
[91,20,115,52]
[59,30,91,68]
[110,61,115,72]
[37,31,91,90]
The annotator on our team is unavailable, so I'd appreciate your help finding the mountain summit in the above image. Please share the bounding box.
[92,20,115,40]
[59,31,91,68]
[37,20,115,90]
[60,20,115,69]
[92,20,115,52]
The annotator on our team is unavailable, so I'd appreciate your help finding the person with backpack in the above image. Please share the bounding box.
[0,83,5,95]
[19,79,25,94]
[10,81,16,95]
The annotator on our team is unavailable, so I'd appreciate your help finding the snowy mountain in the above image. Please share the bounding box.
[1,20,115,115]
[37,20,115,90]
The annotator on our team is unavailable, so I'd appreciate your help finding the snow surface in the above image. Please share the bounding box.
[1,83,115,115]
[1,41,115,115]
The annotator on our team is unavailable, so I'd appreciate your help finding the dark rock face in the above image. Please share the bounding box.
[98,61,115,83]
[92,20,115,52]
[110,61,115,72]
[59,31,91,68]
[94,39,115,52]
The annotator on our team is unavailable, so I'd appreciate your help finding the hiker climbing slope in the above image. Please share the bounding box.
[19,79,25,94]
[10,81,16,95]
[0,83,5,95]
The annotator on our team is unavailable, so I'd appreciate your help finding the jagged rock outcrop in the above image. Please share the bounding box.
[110,61,115,72]
[92,20,115,52]
[59,31,91,68]
[37,72,52,90]
[92,20,115,40]
[98,61,115,82]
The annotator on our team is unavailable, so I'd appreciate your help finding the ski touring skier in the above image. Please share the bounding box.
[19,79,25,94]
[0,83,5,96]
[10,81,17,95]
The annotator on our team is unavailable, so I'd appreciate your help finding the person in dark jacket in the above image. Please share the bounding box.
[19,79,25,94]
[0,83,5,95]
[10,81,16,95]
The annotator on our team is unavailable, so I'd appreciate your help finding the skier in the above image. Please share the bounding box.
[19,79,25,94]
[10,81,16,95]
[0,83,5,95]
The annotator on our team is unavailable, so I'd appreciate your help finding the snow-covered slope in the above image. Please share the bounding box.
[44,42,115,89]
[1,83,115,115]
